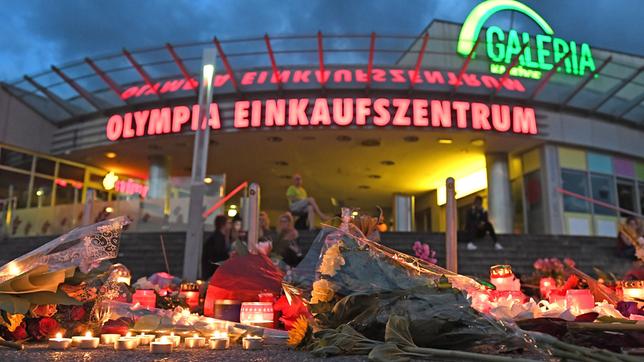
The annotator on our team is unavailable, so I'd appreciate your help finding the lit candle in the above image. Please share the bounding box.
[114,336,137,350]
[209,331,229,350]
[150,336,173,354]
[242,335,262,350]
[100,333,121,345]
[621,280,644,306]
[180,291,200,311]
[137,332,156,345]
[49,332,72,350]
[124,332,140,347]
[132,289,157,309]
[539,277,556,299]
[158,332,180,347]
[184,333,206,348]
[77,331,100,349]
[566,289,595,314]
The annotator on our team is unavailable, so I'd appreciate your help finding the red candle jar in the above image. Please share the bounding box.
[566,289,594,313]
[539,277,556,299]
[132,289,156,309]
[180,282,201,311]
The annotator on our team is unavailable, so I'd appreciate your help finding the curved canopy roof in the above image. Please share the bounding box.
[1,21,642,128]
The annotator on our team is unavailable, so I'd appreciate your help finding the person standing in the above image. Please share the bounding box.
[201,215,231,279]
[465,196,503,251]
[273,212,303,267]
[286,173,329,230]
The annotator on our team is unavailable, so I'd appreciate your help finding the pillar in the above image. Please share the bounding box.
[541,145,565,235]
[148,155,170,200]
[485,153,512,233]
[393,194,414,231]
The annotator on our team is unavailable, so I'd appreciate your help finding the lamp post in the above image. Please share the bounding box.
[183,48,216,280]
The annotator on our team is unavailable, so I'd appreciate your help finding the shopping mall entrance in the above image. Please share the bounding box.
[51,127,541,235]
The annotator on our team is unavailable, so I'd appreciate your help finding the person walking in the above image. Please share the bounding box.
[465,196,503,251]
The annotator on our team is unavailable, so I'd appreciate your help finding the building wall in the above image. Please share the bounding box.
[0,88,56,153]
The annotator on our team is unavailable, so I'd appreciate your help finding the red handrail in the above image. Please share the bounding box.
[555,187,642,218]
[202,181,249,218]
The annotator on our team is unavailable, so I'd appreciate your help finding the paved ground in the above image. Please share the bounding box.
[0,343,368,362]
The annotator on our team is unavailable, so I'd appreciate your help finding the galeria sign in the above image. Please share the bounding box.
[457,0,596,79]
[105,97,537,141]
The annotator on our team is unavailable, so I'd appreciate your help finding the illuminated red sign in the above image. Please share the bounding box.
[119,67,526,100]
[115,179,149,198]
[105,97,537,141]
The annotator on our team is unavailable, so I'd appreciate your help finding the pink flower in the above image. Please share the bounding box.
[563,257,575,268]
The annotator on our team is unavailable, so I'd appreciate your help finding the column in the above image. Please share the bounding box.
[393,194,415,231]
[485,153,512,233]
[148,155,170,200]
[540,145,564,235]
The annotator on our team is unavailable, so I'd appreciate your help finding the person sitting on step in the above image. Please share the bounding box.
[464,196,503,251]
[285,173,329,230]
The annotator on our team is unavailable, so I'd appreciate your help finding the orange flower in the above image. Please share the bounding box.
[287,316,310,347]
[0,312,24,332]
[30,304,57,318]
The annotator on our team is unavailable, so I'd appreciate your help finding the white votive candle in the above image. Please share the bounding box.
[114,337,137,350]
[78,331,99,349]
[49,332,72,350]
[242,336,263,350]
[209,331,229,350]
[150,337,173,353]
[137,332,155,345]
[184,334,206,348]
[100,333,121,345]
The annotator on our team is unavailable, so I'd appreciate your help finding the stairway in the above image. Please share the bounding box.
[0,231,632,279]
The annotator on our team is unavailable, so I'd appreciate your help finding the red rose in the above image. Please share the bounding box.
[37,318,60,339]
[100,317,131,335]
[70,306,86,321]
[10,322,28,341]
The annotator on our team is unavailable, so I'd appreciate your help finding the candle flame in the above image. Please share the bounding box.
[160,336,168,343]
[85,331,92,338]
[170,332,175,337]
[126,332,132,337]
[55,332,62,339]
[193,333,199,338]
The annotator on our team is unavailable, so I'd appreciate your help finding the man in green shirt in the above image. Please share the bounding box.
[286,174,329,230]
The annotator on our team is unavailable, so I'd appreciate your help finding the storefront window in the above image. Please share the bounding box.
[0,148,33,171]
[58,163,85,182]
[31,177,53,208]
[511,178,524,233]
[0,169,30,209]
[524,170,544,234]
[35,157,56,176]
[590,173,616,215]
[561,169,590,213]
[55,182,81,205]
[616,178,636,216]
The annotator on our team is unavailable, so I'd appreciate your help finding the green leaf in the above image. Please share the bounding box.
[0,293,31,314]
[384,315,415,348]
[368,343,410,362]
[132,315,161,331]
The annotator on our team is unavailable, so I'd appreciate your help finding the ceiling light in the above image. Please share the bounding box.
[274,161,289,166]
[403,135,419,142]
[437,138,453,144]
[368,175,381,179]
[380,160,395,166]
[470,139,485,146]
[35,189,44,197]
[267,136,283,143]
[203,177,213,184]
[336,135,352,142]
[358,185,370,189]
[361,139,380,147]
[105,152,117,159]
[105,206,114,213]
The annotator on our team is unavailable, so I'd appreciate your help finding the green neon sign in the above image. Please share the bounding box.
[457,0,596,79]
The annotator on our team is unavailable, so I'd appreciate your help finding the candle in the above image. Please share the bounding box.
[539,277,556,299]
[114,337,137,350]
[184,333,206,348]
[100,333,121,345]
[150,336,173,354]
[132,289,156,309]
[621,280,644,306]
[77,331,99,349]
[209,331,229,350]
[158,332,180,347]
[49,332,72,350]
[566,289,595,314]
[137,332,155,345]
[180,291,200,311]
[242,336,262,350]
[124,332,140,347]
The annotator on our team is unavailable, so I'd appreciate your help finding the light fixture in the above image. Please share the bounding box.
[470,139,485,146]
[105,152,117,159]
[437,138,453,144]
[202,64,215,84]
[203,177,213,184]
[380,160,395,166]
[227,205,238,218]
[35,189,44,197]
[351,211,359,217]
[105,206,114,213]
[403,135,419,142]
[103,171,119,190]
[437,169,487,205]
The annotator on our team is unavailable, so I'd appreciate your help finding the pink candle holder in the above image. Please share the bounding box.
[132,289,157,309]
[566,289,594,313]
[539,277,556,299]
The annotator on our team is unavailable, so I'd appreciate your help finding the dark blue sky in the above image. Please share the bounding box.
[1,0,642,81]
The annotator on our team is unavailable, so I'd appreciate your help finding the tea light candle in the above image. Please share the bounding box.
[137,332,155,345]
[124,332,140,347]
[242,336,262,350]
[184,333,206,348]
[100,333,121,345]
[114,337,137,350]
[77,331,100,349]
[209,331,229,350]
[49,332,72,350]
[150,336,173,354]
[158,332,180,347]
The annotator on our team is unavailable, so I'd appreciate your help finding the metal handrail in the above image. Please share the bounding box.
[556,187,642,218]
[202,181,248,219]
